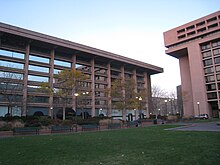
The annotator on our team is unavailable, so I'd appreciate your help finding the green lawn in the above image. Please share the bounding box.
[0,125,219,165]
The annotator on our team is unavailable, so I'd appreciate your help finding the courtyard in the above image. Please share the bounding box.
[0,124,219,165]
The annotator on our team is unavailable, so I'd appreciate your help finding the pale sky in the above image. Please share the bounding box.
[0,0,219,92]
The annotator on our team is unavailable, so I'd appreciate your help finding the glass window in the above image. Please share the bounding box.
[213,48,220,55]
[28,75,48,82]
[29,65,49,73]
[29,55,49,64]
[201,44,211,50]
[206,84,216,91]
[95,68,106,74]
[0,106,8,117]
[54,59,71,67]
[54,69,62,74]
[217,74,220,81]
[207,92,217,99]
[214,57,220,64]
[216,66,220,72]
[27,85,40,92]
[0,49,24,59]
[212,41,220,48]
[76,63,91,72]
[204,67,214,74]
[203,59,213,66]
[202,51,212,58]
[205,75,215,82]
[0,71,23,79]
[28,96,49,103]
[0,60,24,69]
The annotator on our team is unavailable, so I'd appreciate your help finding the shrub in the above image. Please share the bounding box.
[24,118,41,127]
[10,120,24,128]
[0,121,12,131]
[99,119,111,126]
[38,116,52,126]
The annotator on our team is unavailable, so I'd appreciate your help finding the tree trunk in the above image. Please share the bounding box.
[122,109,126,121]
[62,106,65,120]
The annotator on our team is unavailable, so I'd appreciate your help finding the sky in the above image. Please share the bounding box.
[0,0,219,92]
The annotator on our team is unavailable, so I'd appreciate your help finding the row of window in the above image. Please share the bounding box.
[0,49,72,67]
[0,94,108,105]
[205,74,220,83]
[177,16,218,35]
[203,56,220,67]
[202,48,220,59]
[201,40,220,51]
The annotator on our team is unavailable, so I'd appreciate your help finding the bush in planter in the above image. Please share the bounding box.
[38,116,52,126]
[24,118,41,127]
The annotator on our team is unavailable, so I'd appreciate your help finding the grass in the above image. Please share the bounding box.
[0,125,220,165]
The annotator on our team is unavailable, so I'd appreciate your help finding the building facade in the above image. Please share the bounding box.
[0,22,163,119]
[164,11,220,118]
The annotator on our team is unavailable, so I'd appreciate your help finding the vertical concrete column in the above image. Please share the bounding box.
[71,55,76,112]
[91,58,96,116]
[107,62,112,117]
[49,49,54,118]
[120,65,126,120]
[144,72,151,118]
[132,69,138,119]
[22,43,30,116]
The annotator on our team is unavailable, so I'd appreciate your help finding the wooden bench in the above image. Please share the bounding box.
[13,127,39,136]
[51,125,73,133]
[108,123,122,129]
[127,121,138,128]
[81,124,99,131]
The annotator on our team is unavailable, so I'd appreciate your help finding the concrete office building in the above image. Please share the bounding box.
[164,11,220,118]
[0,22,163,119]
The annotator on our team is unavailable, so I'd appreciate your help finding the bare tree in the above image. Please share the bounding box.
[167,90,177,115]
[151,85,167,116]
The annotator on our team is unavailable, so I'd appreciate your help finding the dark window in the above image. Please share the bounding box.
[208,23,218,30]
[204,67,213,74]
[207,92,217,99]
[203,59,213,66]
[202,51,212,58]
[196,21,205,27]
[206,84,216,91]
[212,41,220,47]
[201,44,211,50]
[213,48,220,55]
[187,31,196,36]
[177,29,185,34]
[217,74,220,81]
[178,34,186,39]
[197,27,206,33]
[28,96,49,103]
[216,66,220,72]
[207,17,217,23]
[205,75,215,82]
[186,25,195,31]
[214,57,220,64]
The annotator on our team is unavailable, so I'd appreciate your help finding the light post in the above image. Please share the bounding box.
[164,100,168,115]
[74,93,79,132]
[135,96,142,120]
[197,102,200,117]
[99,108,103,116]
[50,107,53,119]
[158,108,160,117]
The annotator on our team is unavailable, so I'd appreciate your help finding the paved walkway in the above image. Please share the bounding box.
[165,122,220,132]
